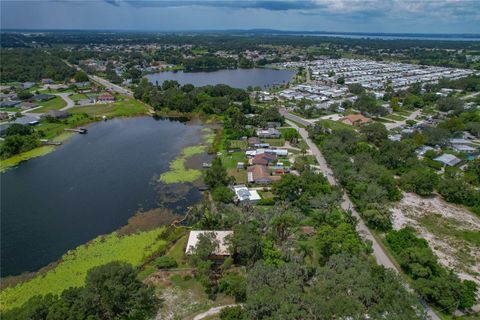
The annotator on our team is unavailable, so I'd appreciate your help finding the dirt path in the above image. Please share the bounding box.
[192,304,241,320]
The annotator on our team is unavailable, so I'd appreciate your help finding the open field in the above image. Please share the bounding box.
[391,193,480,287]
[0,227,167,311]
[69,97,149,118]
[227,168,247,184]
[27,97,66,113]
[221,151,247,169]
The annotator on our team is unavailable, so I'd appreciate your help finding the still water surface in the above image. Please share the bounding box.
[1,117,204,277]
[145,68,296,89]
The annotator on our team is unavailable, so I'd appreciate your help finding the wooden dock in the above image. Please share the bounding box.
[64,128,88,134]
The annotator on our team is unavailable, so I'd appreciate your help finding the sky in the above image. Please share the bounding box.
[1,0,479,34]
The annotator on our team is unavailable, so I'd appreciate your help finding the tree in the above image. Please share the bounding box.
[189,232,220,266]
[84,262,158,319]
[212,186,234,203]
[73,70,89,82]
[423,126,450,146]
[315,223,365,265]
[219,272,247,302]
[4,123,34,136]
[437,96,464,113]
[354,93,387,117]
[400,166,438,196]
[348,83,365,95]
[155,256,178,269]
[17,90,33,100]
[205,157,232,189]
[336,77,345,85]
[220,306,246,320]
[360,122,388,146]
[230,223,263,266]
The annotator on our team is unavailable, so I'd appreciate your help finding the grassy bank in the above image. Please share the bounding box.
[69,97,149,118]
[0,227,167,311]
[27,97,66,113]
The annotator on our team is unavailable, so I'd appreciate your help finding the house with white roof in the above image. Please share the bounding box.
[434,154,461,167]
[233,185,261,204]
[185,230,233,264]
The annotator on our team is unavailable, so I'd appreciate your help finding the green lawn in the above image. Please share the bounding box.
[385,114,407,121]
[69,93,90,102]
[0,107,21,112]
[69,97,149,118]
[227,168,247,184]
[221,151,247,169]
[27,97,66,113]
[261,138,285,147]
[0,227,167,311]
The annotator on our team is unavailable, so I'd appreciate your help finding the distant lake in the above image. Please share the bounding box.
[145,68,296,89]
[0,117,205,277]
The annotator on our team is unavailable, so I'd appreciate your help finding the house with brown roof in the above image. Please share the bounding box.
[340,114,371,126]
[97,93,115,103]
[247,165,281,184]
[252,153,277,166]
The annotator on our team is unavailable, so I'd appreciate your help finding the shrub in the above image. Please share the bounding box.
[154,256,178,269]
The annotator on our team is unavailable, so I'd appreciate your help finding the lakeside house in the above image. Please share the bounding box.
[18,102,38,110]
[21,82,35,90]
[185,230,233,264]
[97,93,115,103]
[42,110,70,119]
[233,185,261,204]
[41,78,54,85]
[340,114,371,126]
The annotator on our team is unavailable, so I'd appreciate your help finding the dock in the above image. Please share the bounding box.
[64,128,88,134]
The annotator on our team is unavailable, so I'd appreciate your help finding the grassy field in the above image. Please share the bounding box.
[229,140,248,149]
[69,93,90,102]
[221,151,247,169]
[227,168,247,184]
[261,138,285,147]
[385,114,407,121]
[160,146,206,184]
[69,98,149,118]
[0,107,21,112]
[27,97,66,113]
[0,227,167,311]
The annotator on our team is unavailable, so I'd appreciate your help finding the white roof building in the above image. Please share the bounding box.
[434,154,462,166]
[185,231,233,256]
[233,185,261,204]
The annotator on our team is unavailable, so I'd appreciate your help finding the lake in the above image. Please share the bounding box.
[0,117,204,277]
[145,68,296,89]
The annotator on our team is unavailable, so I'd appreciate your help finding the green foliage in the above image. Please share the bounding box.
[315,223,366,265]
[0,228,166,311]
[219,272,247,302]
[188,232,220,267]
[0,49,76,82]
[205,157,233,189]
[1,262,158,320]
[400,166,438,196]
[230,223,263,266]
[212,186,235,203]
[155,256,178,269]
[354,93,387,117]
[348,83,365,95]
[220,306,246,320]
[386,227,477,312]
[359,122,388,146]
[73,70,89,82]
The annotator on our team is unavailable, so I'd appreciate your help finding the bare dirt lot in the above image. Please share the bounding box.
[391,193,480,287]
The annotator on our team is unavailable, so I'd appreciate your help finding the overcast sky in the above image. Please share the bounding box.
[1,0,479,34]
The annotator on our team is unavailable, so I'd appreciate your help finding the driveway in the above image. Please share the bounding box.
[57,92,75,110]
[192,304,241,320]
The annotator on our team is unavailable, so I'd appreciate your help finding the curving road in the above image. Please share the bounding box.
[89,75,133,97]
[283,110,440,320]
[57,92,75,110]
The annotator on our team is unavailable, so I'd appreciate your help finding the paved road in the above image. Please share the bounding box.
[192,304,240,320]
[284,113,440,320]
[89,74,133,97]
[57,92,75,110]
[384,109,422,130]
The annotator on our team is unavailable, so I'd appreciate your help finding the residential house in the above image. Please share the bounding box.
[340,114,371,126]
[247,165,281,184]
[18,102,38,110]
[0,101,20,108]
[185,230,233,264]
[21,82,35,90]
[97,93,115,103]
[452,144,477,154]
[41,79,54,85]
[256,128,281,138]
[252,153,277,166]
[233,185,261,204]
[43,110,70,119]
[415,145,435,158]
[248,137,261,147]
[33,94,55,102]
[434,154,461,167]
[0,112,9,120]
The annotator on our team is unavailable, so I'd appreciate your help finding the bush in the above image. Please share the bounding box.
[219,272,247,302]
[212,186,235,203]
[220,306,246,320]
[154,256,178,269]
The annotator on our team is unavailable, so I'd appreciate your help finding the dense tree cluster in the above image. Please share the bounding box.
[1,262,158,320]
[0,49,76,82]
[386,228,477,311]
[0,124,41,159]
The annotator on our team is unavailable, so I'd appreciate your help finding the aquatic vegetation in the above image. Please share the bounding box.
[0,228,166,311]
[160,145,206,184]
